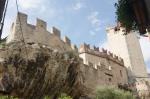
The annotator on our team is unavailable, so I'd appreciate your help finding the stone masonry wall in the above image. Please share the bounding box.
[6,12,78,52]
[79,43,128,87]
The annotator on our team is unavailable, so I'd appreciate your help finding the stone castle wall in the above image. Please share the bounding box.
[6,12,78,52]
[79,43,124,66]
[79,43,128,87]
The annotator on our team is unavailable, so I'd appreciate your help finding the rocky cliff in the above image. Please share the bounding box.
[0,42,89,99]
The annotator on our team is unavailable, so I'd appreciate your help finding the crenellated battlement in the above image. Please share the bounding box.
[7,12,78,52]
[36,18,47,29]
[106,24,126,34]
[83,62,105,71]
[79,43,124,65]
[16,12,27,24]
[63,36,71,46]
[50,27,61,38]
[71,44,78,52]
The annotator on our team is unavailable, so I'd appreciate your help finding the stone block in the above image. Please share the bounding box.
[71,44,78,52]
[16,12,27,24]
[94,46,99,51]
[90,46,94,50]
[79,43,91,52]
[102,48,107,53]
[113,54,118,59]
[36,18,47,29]
[64,36,71,46]
[51,27,61,38]
[108,51,113,57]
[87,44,90,49]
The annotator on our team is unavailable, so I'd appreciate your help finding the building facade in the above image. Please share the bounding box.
[106,26,149,83]
[106,25,150,97]
[79,43,128,86]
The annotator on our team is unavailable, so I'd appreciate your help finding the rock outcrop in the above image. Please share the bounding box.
[0,42,87,99]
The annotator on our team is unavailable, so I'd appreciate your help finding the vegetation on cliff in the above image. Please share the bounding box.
[0,93,72,99]
[44,93,72,99]
[95,87,134,99]
[0,42,83,99]
[0,37,6,48]
[0,96,18,99]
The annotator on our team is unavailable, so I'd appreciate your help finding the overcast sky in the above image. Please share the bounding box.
[2,0,150,72]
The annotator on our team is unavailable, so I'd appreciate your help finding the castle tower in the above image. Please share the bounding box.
[106,26,149,83]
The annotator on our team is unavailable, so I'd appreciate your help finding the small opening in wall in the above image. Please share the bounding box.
[109,78,111,82]
[40,24,44,28]
[122,30,126,32]
[109,66,112,70]
[120,70,122,77]
[115,27,118,31]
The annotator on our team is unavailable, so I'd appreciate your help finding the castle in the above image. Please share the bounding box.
[6,12,150,97]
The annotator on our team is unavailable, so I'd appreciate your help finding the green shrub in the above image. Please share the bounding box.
[44,96,50,99]
[44,93,72,99]
[0,96,18,99]
[0,38,6,48]
[58,93,72,99]
[95,87,134,99]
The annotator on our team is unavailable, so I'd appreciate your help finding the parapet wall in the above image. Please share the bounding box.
[6,12,78,52]
[106,25,126,35]
[79,43,124,65]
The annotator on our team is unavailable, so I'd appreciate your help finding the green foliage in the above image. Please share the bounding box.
[44,93,72,99]
[95,87,134,99]
[115,0,137,31]
[0,96,18,99]
[58,93,72,99]
[64,51,79,61]
[44,96,50,99]
[0,37,6,48]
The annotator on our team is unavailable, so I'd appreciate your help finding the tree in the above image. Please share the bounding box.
[115,0,137,32]
[115,0,150,35]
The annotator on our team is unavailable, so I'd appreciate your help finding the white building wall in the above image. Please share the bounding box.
[126,33,148,78]
[106,27,149,82]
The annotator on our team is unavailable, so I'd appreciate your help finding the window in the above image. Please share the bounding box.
[120,70,123,77]
[122,30,126,32]
[108,66,112,70]
[109,78,111,82]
